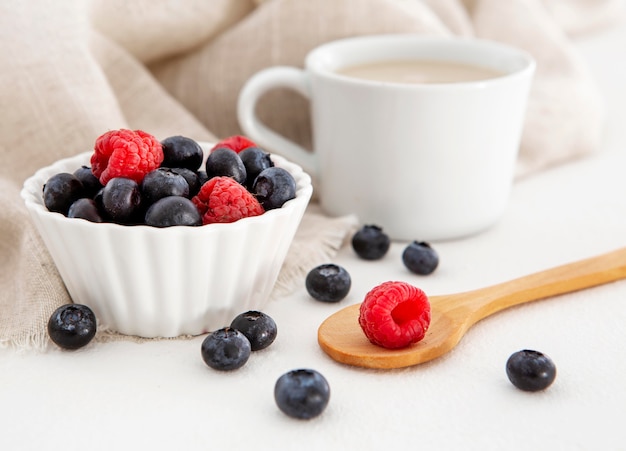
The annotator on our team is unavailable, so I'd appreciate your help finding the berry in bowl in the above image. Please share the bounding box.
[21,130,312,338]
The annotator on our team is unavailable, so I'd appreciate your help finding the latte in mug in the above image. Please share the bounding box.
[238,35,536,241]
[336,59,504,84]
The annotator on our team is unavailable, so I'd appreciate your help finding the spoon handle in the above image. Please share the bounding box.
[454,247,626,324]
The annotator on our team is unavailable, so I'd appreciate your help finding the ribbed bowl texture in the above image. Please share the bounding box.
[21,145,312,337]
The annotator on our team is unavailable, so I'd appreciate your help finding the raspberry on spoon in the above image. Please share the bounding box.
[358,281,431,349]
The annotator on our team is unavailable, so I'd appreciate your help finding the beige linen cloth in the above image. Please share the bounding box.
[1,0,623,349]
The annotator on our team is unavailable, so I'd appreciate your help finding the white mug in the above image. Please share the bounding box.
[238,35,535,241]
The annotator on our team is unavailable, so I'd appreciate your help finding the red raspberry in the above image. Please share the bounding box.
[91,129,163,185]
[192,176,264,224]
[210,135,257,154]
[358,281,431,349]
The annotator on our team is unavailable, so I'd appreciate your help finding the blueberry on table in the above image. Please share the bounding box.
[252,167,296,210]
[351,224,391,260]
[230,311,277,351]
[201,327,251,371]
[43,172,85,215]
[402,241,439,275]
[305,264,351,303]
[144,196,202,227]
[47,304,97,350]
[506,349,557,392]
[205,147,247,185]
[274,369,330,420]
[161,135,204,171]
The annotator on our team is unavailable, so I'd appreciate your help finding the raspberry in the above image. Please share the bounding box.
[91,129,163,185]
[210,135,257,154]
[191,176,264,224]
[358,281,431,349]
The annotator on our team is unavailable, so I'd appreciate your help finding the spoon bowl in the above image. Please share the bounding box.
[318,247,626,369]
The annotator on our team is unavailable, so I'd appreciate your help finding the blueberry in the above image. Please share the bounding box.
[43,172,85,215]
[402,241,439,275]
[140,168,190,206]
[170,167,201,197]
[101,177,142,224]
[506,350,557,392]
[230,311,277,351]
[274,369,330,420]
[93,187,105,211]
[200,327,251,371]
[73,166,103,198]
[239,147,273,189]
[305,263,351,303]
[68,198,104,223]
[351,225,390,260]
[47,304,97,350]
[197,170,209,187]
[205,147,247,185]
[252,167,296,210]
[144,196,202,227]
[161,135,204,171]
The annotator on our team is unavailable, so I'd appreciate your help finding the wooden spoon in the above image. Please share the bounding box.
[318,247,626,369]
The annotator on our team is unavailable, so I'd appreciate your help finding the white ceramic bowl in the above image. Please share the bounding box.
[21,144,312,338]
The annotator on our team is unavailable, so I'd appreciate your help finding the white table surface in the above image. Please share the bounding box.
[3,22,626,451]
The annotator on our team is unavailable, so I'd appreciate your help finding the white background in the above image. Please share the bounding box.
[2,20,626,451]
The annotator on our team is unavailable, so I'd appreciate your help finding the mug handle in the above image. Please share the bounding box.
[237,67,317,177]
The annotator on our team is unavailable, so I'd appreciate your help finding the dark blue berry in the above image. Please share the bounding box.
[274,369,330,420]
[140,168,189,206]
[351,225,390,260]
[252,167,296,210]
[239,147,273,189]
[47,304,97,350]
[230,311,277,351]
[93,187,105,210]
[402,241,439,275]
[305,264,351,303]
[506,350,557,392]
[201,327,251,371]
[161,135,204,171]
[43,172,85,215]
[68,198,103,223]
[197,170,209,187]
[170,167,201,197]
[144,196,202,227]
[73,166,103,198]
[101,177,142,224]
[205,147,247,185]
